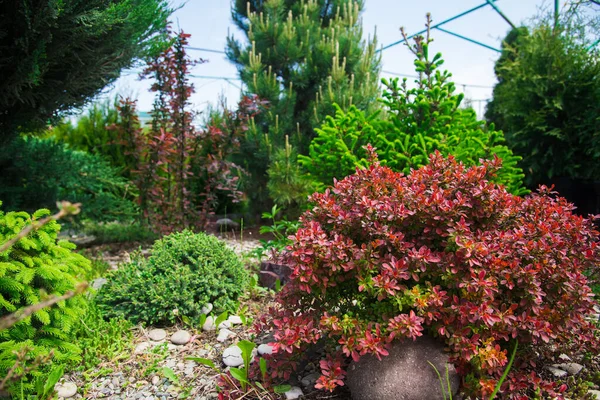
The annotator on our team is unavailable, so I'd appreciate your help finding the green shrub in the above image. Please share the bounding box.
[96,230,249,326]
[0,204,91,395]
[51,96,138,176]
[300,30,526,196]
[71,302,134,372]
[0,136,138,223]
[486,18,600,187]
[81,221,158,244]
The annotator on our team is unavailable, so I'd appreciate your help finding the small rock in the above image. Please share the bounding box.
[227,315,243,325]
[300,372,321,389]
[558,354,572,362]
[167,343,179,351]
[546,366,568,378]
[257,344,273,355]
[589,390,600,399]
[148,329,167,342]
[56,382,78,398]
[555,362,584,375]
[152,375,160,386]
[218,320,232,329]
[134,342,151,354]
[91,278,108,290]
[201,303,214,315]
[284,386,304,400]
[222,346,244,367]
[203,316,216,331]
[170,330,191,345]
[216,218,240,230]
[217,328,236,342]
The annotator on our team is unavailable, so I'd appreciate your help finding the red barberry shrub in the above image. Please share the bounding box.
[260,149,600,399]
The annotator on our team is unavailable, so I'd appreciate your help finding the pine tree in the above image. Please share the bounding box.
[227,0,381,214]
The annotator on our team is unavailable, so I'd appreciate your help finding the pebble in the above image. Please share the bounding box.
[554,362,584,375]
[218,320,232,329]
[152,376,160,386]
[91,278,108,290]
[558,354,572,362]
[284,386,304,400]
[55,382,78,398]
[300,372,321,389]
[170,330,191,345]
[546,365,568,378]
[227,315,243,325]
[589,390,600,399]
[134,341,151,354]
[222,346,244,367]
[203,316,217,331]
[148,329,167,342]
[217,328,236,342]
[201,303,214,315]
[257,344,273,355]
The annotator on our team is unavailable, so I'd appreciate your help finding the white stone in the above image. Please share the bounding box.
[546,366,568,378]
[218,320,232,329]
[55,382,78,398]
[555,362,584,375]
[201,303,214,315]
[222,346,244,367]
[152,375,160,386]
[589,390,600,399]
[91,278,108,290]
[227,315,243,325]
[134,341,151,354]
[202,316,216,331]
[170,330,191,345]
[217,328,236,342]
[148,328,167,342]
[284,386,304,400]
[257,344,273,355]
[558,354,572,362]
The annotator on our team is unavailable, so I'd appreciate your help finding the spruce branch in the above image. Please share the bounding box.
[0,282,88,331]
[0,201,81,253]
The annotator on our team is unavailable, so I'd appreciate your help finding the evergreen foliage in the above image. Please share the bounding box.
[95,230,249,326]
[300,24,526,196]
[0,136,138,223]
[0,0,172,139]
[227,0,381,213]
[485,15,600,187]
[0,205,91,395]
[51,96,137,177]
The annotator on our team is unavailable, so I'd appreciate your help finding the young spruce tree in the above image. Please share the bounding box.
[226,0,381,215]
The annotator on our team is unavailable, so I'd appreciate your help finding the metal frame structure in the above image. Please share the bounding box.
[377,0,564,54]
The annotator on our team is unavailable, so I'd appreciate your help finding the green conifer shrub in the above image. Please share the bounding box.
[300,22,526,196]
[486,16,600,188]
[95,230,249,326]
[0,204,91,395]
[0,136,138,223]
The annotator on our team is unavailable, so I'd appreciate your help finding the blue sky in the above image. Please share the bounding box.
[106,0,557,118]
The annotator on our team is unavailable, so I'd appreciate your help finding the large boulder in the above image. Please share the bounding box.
[346,335,459,400]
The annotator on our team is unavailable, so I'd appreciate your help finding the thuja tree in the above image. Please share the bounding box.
[227,0,381,213]
[300,18,526,196]
[486,11,600,188]
[0,0,172,140]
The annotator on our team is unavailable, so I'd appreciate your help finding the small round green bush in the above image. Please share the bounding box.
[96,230,249,326]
